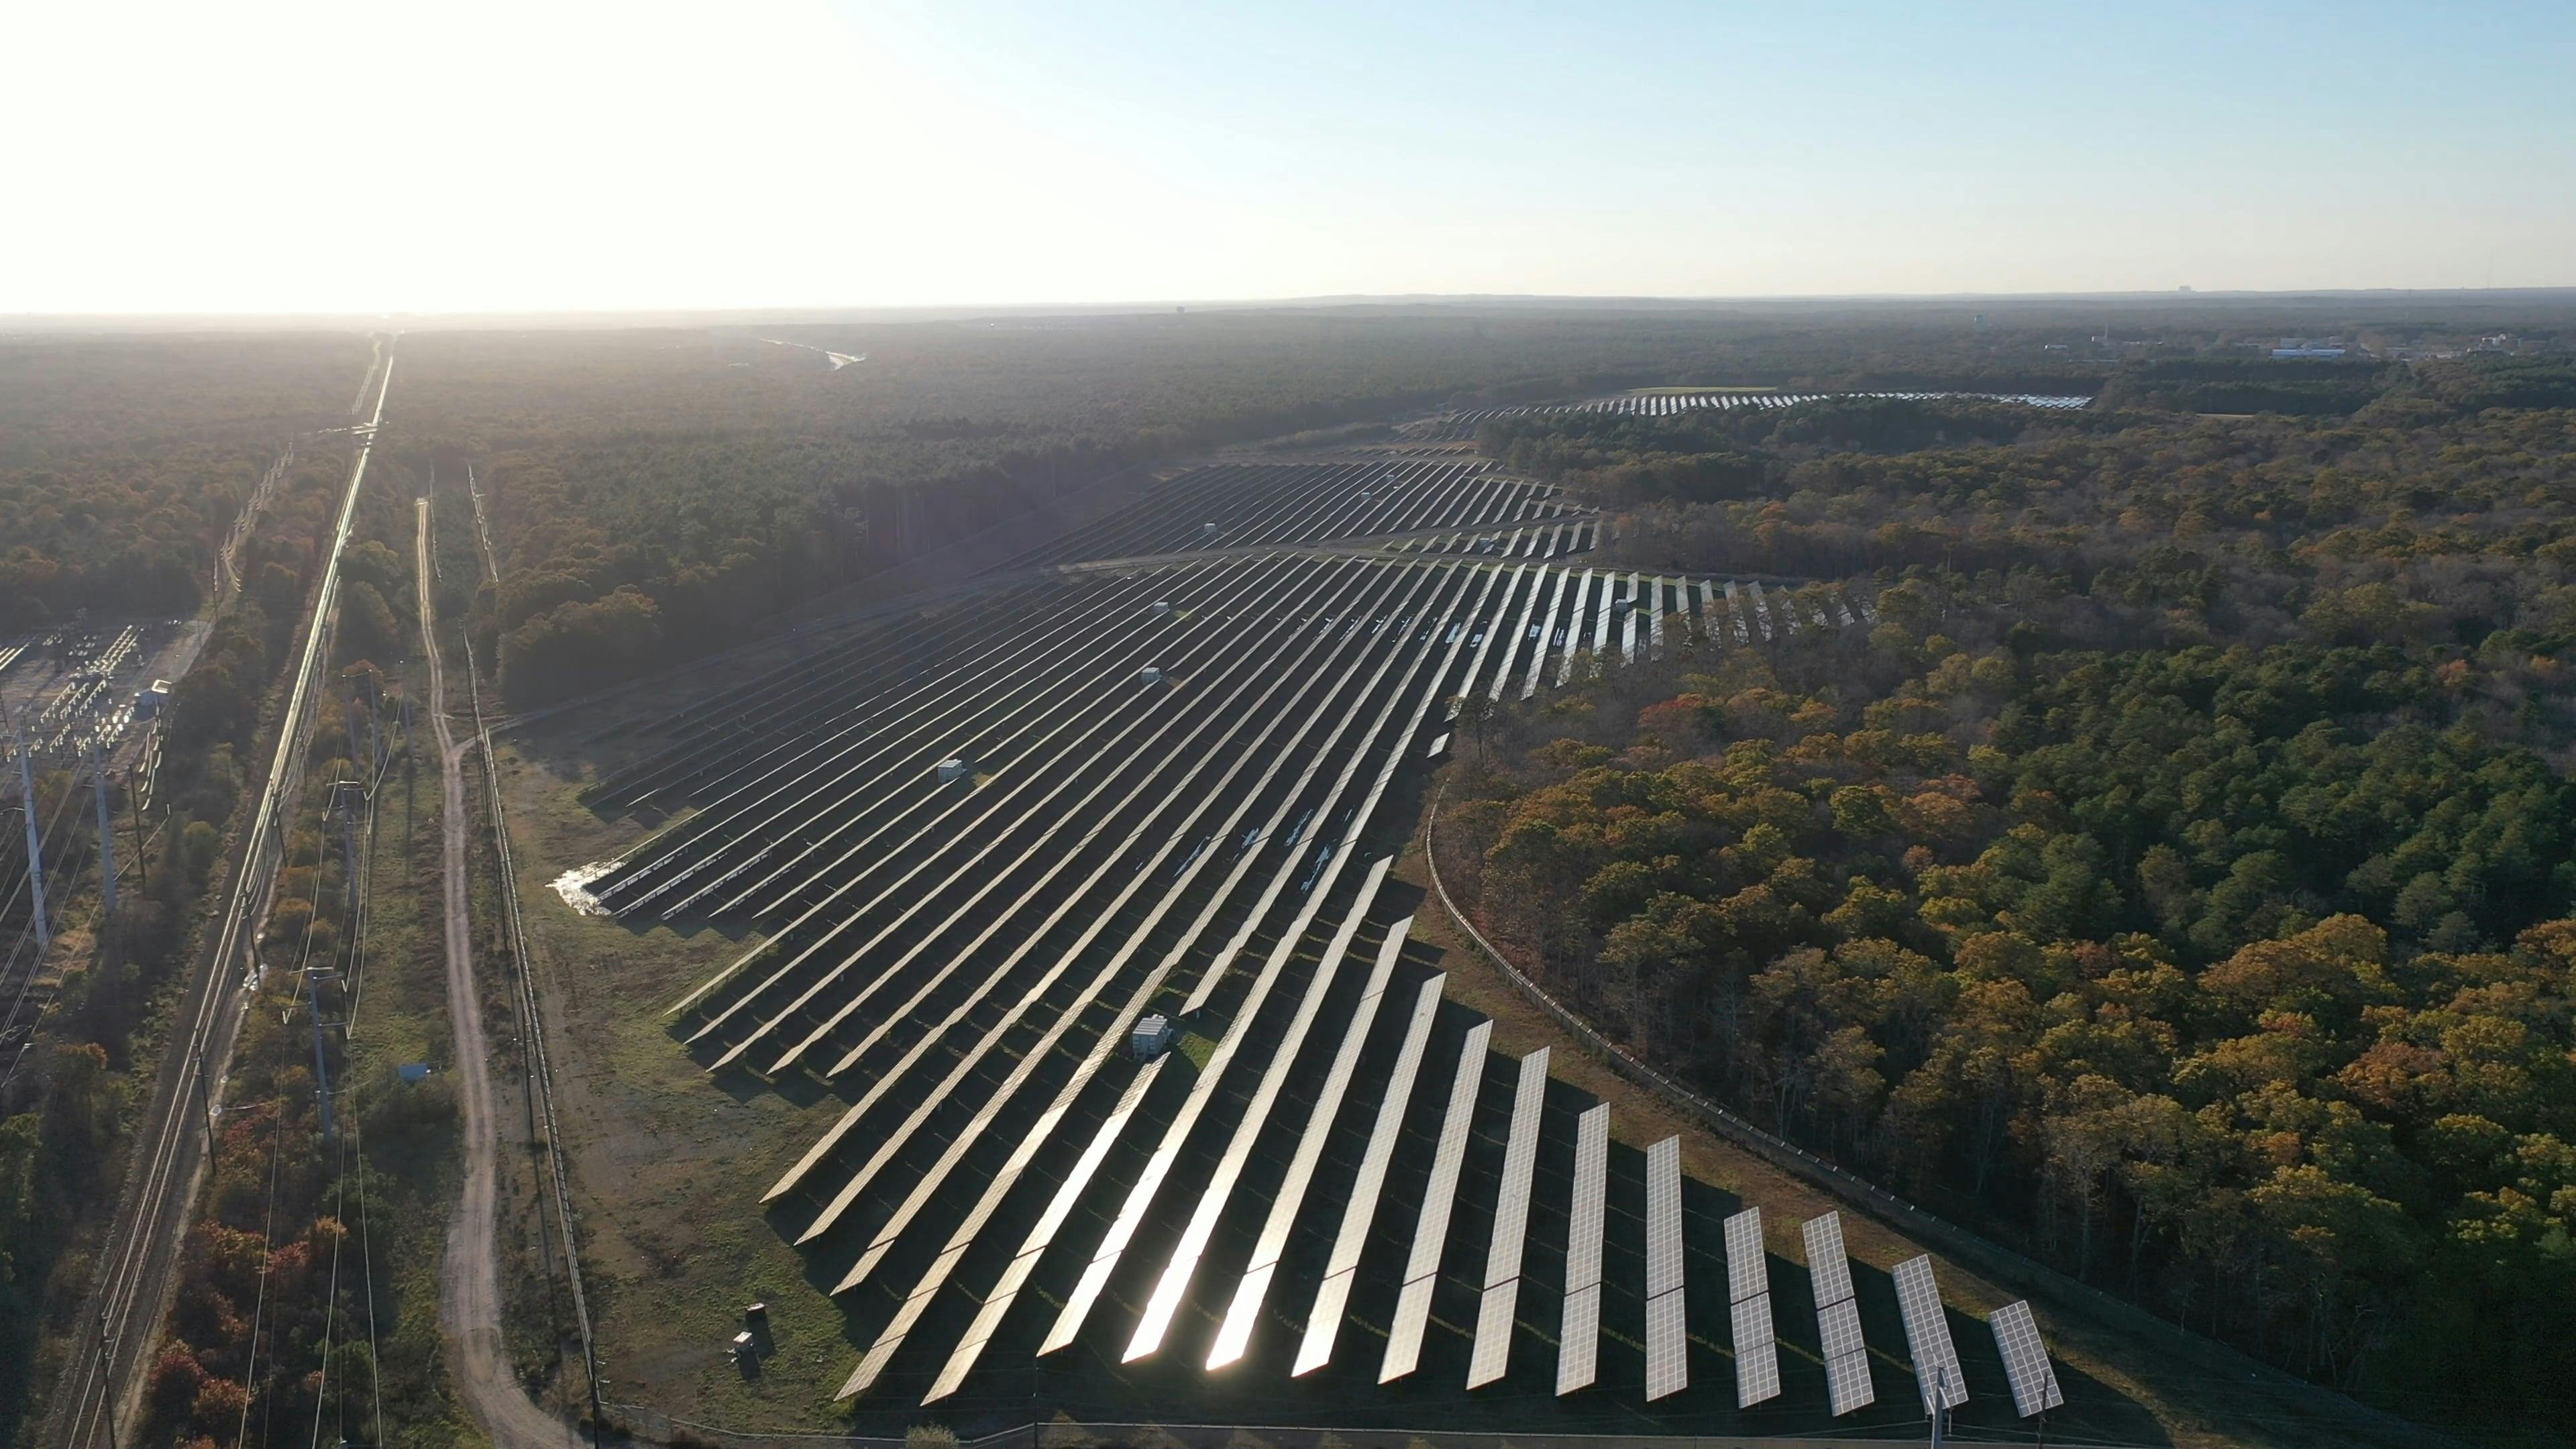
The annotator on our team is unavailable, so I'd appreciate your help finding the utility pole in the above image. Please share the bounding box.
[127,765,147,892]
[3,695,45,953]
[89,739,116,919]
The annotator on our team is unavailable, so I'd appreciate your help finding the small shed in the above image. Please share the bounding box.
[1150,600,1174,618]
[1139,666,1168,686]
[1130,1014,1176,1061]
[936,757,971,784]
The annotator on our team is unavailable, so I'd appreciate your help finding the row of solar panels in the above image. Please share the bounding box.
[993,459,1584,571]
[1419,389,2095,439]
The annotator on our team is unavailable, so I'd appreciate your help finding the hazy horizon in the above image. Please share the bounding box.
[8,0,2571,315]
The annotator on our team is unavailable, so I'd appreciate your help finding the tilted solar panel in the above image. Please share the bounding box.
[1645,1286,1689,1402]
[1723,1207,1766,1305]
[1990,1300,2065,1417]
[1820,1297,1875,1415]
[1379,1020,1493,1384]
[1466,1280,1519,1389]
[1803,1212,1855,1309]
[1564,1106,1608,1291]
[1645,1136,1684,1299]
[1730,1292,1782,1407]
[1556,1283,1603,1395]
[1892,1254,1967,1413]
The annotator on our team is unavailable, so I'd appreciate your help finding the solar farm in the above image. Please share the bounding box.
[519,443,2132,1440]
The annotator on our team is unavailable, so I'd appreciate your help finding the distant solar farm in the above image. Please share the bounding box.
[543,420,2108,1439]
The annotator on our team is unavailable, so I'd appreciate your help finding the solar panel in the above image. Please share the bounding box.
[1730,1293,1782,1407]
[1646,1136,1684,1298]
[1723,1207,1766,1305]
[1564,1106,1608,1291]
[1482,1049,1550,1289]
[1803,1212,1855,1309]
[1296,975,1446,1376]
[1556,1284,1602,1395]
[1550,1103,1608,1396]
[1380,1020,1493,1384]
[1210,917,1417,1369]
[1820,1299,1875,1415]
[1468,1047,1548,1388]
[1466,1280,1519,1388]
[1645,1286,1689,1401]
[1892,1255,1967,1413]
[1990,1300,2065,1417]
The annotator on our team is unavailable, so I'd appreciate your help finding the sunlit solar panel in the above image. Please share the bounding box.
[1564,1106,1608,1291]
[1646,1136,1684,1298]
[1550,1102,1609,1395]
[1556,1284,1603,1395]
[1730,1292,1781,1406]
[1990,1300,2064,1417]
[1892,1254,1966,1413]
[1468,1047,1549,1387]
[1642,1134,1687,1401]
[1380,1020,1492,1383]
[1645,1286,1688,1401]
[1723,1207,1765,1305]
[1803,1213,1854,1308]
[1297,974,1446,1376]
[1468,1280,1519,1387]
[1820,1299,1874,1415]
[1806,1213,1872,1415]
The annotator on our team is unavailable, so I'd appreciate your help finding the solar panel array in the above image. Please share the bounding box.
[1892,1255,1967,1415]
[1209,917,1420,1369]
[571,439,2072,1418]
[1990,1301,2065,1417]
[1468,1047,1551,1388]
[1803,1213,1874,1416]
[1556,1104,1609,1396]
[1295,973,1446,1377]
[1721,1208,1780,1407]
[1644,1136,1688,1401]
[1381,1020,1493,1383]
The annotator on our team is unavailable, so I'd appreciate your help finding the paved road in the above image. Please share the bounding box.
[48,347,394,1449]
[417,498,576,1448]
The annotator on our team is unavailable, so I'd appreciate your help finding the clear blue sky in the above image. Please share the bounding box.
[5,0,2569,312]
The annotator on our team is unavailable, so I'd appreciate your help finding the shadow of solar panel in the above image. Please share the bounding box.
[1991,1300,2064,1417]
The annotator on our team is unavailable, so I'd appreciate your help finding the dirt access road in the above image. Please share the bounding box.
[418,496,576,1448]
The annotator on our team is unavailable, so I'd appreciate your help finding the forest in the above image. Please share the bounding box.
[0,334,368,632]
[1440,352,2576,1440]
[394,306,2150,705]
